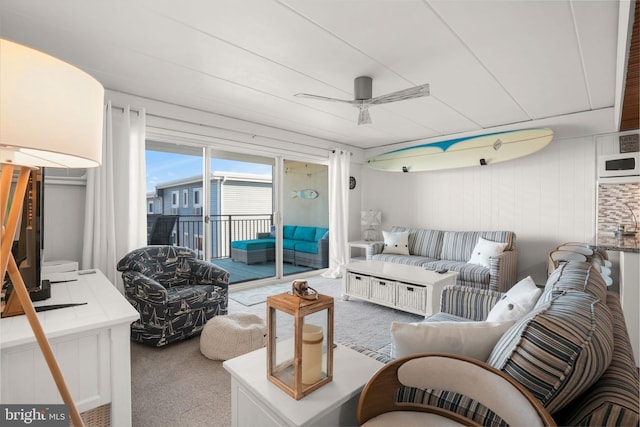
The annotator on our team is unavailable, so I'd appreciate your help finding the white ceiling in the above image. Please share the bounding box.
[0,0,626,150]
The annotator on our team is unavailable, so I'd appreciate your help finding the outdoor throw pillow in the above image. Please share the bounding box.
[390,320,515,361]
[382,230,410,255]
[468,237,508,268]
[486,276,542,322]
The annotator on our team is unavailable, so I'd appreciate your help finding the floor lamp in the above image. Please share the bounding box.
[1,39,104,427]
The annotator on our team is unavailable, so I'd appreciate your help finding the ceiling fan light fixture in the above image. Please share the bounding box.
[357,104,372,125]
[295,76,429,125]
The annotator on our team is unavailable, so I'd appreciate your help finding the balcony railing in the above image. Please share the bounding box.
[148,214,273,259]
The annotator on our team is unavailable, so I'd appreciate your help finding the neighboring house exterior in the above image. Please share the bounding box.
[147,171,272,257]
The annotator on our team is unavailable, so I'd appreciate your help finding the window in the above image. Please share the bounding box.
[194,188,202,207]
[171,191,179,208]
[148,201,153,214]
[183,189,189,208]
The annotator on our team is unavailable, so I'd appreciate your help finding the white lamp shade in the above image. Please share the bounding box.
[0,39,104,168]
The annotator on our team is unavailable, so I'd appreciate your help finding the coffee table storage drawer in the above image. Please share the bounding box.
[396,282,427,314]
[370,278,395,305]
[346,272,370,298]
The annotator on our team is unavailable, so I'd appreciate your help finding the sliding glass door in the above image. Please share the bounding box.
[145,141,276,283]
[146,144,203,250]
[145,141,327,286]
[281,160,329,277]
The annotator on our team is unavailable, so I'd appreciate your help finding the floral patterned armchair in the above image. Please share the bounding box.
[117,246,229,347]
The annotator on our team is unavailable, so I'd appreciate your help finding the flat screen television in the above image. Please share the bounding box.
[5,167,47,300]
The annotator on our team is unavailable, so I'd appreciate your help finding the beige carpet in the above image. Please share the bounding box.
[130,275,424,426]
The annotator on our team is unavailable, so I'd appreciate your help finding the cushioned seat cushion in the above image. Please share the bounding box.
[293,225,317,241]
[282,239,298,250]
[424,260,490,286]
[391,226,444,259]
[537,261,608,306]
[231,239,275,251]
[554,292,640,426]
[294,241,319,254]
[371,254,437,266]
[487,288,614,414]
[314,227,329,241]
[283,225,297,239]
[441,231,514,262]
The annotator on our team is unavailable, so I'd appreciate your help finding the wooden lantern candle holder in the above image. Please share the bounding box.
[266,287,334,400]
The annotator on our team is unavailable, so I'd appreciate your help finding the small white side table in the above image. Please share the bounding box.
[223,344,384,427]
[348,240,383,260]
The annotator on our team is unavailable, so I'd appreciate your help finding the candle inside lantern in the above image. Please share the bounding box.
[301,324,323,384]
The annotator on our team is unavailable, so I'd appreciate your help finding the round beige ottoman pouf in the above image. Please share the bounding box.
[200,313,266,361]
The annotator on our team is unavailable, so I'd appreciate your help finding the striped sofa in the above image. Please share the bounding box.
[371,226,517,292]
[352,261,639,426]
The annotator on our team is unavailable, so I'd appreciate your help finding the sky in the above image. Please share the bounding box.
[145,150,272,193]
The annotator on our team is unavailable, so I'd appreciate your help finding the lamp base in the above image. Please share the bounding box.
[362,229,380,242]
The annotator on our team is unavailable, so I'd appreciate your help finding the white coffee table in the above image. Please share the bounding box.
[343,260,459,316]
[223,344,384,427]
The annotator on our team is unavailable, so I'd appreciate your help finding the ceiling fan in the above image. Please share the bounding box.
[295,76,430,125]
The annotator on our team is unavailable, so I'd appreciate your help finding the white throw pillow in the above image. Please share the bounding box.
[486,276,542,322]
[382,231,410,255]
[468,237,508,268]
[390,320,515,360]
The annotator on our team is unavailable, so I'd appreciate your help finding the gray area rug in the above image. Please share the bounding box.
[229,282,291,306]
[131,275,424,427]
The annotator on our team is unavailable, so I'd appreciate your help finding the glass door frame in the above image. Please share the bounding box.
[146,130,328,284]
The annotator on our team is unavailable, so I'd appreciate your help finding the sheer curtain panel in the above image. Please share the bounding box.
[82,102,147,291]
[322,149,350,279]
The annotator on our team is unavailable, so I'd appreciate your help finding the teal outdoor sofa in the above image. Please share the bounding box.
[231,225,329,269]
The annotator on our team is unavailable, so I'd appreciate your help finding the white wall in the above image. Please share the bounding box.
[283,163,329,228]
[361,135,597,284]
[42,177,86,264]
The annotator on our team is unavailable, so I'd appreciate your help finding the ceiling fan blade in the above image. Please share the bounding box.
[368,84,430,105]
[294,93,355,104]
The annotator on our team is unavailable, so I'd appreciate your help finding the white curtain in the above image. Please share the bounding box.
[322,149,351,279]
[82,102,147,292]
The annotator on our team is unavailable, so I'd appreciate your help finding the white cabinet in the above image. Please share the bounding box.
[223,344,384,427]
[1,270,139,426]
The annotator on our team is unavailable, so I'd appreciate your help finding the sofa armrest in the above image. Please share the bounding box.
[371,242,385,255]
[439,285,504,321]
[318,238,329,262]
[122,271,168,304]
[189,259,230,290]
[488,250,518,293]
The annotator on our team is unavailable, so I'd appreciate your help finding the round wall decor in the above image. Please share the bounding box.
[349,176,356,190]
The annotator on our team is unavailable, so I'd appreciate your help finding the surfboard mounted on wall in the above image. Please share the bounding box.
[366,127,554,172]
